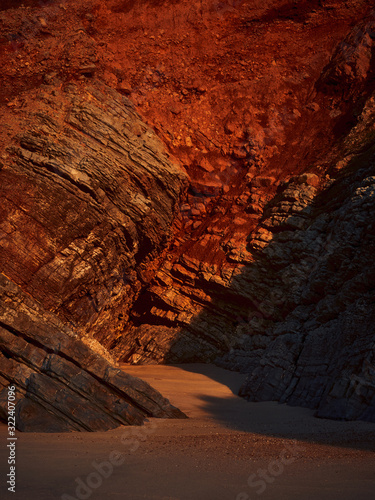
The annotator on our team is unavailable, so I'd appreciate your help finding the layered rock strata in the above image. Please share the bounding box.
[0,0,375,424]
[0,82,186,342]
[0,81,187,430]
[0,274,186,432]
[109,11,375,421]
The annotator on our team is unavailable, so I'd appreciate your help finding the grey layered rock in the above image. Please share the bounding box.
[235,158,375,422]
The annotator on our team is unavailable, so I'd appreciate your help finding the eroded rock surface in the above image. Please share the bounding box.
[1,0,375,424]
[0,82,186,343]
[107,9,375,421]
[0,80,187,431]
[0,274,186,432]
[235,158,375,422]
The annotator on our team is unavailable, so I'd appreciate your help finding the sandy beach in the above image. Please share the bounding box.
[1,363,375,500]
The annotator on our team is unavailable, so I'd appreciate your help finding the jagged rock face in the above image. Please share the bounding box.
[0,82,186,344]
[106,7,375,421]
[0,274,186,432]
[235,157,375,422]
[0,75,187,431]
[106,4,375,364]
[114,114,375,423]
[1,0,375,423]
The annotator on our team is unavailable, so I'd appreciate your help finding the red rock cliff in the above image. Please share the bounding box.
[0,0,375,425]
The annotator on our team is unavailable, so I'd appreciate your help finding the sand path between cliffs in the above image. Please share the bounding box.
[1,363,375,500]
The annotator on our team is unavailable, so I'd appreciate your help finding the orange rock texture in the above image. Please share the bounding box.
[1,0,375,424]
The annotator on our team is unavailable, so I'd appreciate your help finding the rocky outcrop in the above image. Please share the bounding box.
[0,274,186,432]
[226,18,375,421]
[1,0,375,424]
[0,81,186,345]
[108,9,375,422]
[0,79,187,431]
[235,155,375,422]
[113,112,375,422]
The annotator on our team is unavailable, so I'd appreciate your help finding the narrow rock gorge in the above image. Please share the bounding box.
[0,0,374,430]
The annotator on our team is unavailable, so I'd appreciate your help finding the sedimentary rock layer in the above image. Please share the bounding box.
[106,8,375,421]
[0,274,186,432]
[1,0,375,423]
[0,79,187,431]
[0,81,186,342]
